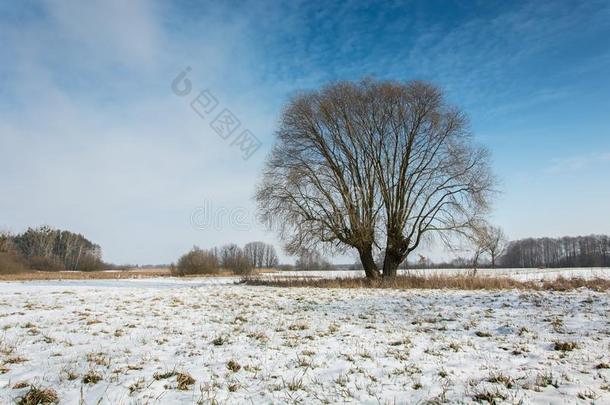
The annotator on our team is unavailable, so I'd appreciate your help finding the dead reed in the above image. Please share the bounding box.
[243,274,610,291]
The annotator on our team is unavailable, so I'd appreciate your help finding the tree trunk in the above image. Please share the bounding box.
[382,249,402,278]
[358,246,380,279]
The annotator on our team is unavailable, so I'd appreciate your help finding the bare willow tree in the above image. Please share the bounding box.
[369,81,494,277]
[465,227,488,274]
[256,82,382,279]
[480,226,508,268]
[468,224,508,269]
[257,79,494,279]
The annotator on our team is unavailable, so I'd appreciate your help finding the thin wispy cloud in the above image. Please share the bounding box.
[547,152,610,174]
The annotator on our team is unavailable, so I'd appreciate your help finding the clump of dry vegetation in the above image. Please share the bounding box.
[153,370,178,380]
[554,341,578,352]
[487,372,514,389]
[535,372,559,388]
[472,387,507,403]
[244,274,610,291]
[176,372,196,390]
[227,360,241,372]
[5,355,28,364]
[595,363,610,369]
[152,369,195,390]
[12,381,29,389]
[16,386,59,405]
[212,336,228,346]
[82,370,102,384]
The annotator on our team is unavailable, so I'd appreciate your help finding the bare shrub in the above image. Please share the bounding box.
[226,254,253,275]
[175,246,219,276]
[219,244,253,275]
[76,254,105,271]
[27,255,64,271]
[0,252,28,274]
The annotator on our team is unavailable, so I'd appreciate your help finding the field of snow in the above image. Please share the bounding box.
[1,272,609,404]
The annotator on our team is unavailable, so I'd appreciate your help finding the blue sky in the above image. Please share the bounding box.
[1,0,609,264]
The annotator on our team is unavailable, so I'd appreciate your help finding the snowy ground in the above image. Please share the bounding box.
[0,273,609,404]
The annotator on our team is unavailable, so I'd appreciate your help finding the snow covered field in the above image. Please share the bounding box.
[1,273,609,404]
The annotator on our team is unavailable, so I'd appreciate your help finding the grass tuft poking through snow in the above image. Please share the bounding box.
[16,386,59,405]
[175,372,196,390]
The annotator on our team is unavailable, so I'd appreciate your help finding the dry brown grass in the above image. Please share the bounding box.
[16,386,59,405]
[82,370,102,384]
[226,360,242,372]
[0,269,171,281]
[153,370,177,380]
[176,372,196,390]
[0,267,277,281]
[244,275,610,291]
[554,341,578,351]
[0,252,29,274]
[3,268,240,282]
[540,276,610,292]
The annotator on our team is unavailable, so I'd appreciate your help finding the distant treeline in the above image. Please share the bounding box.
[500,235,610,268]
[400,234,610,269]
[0,226,106,273]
